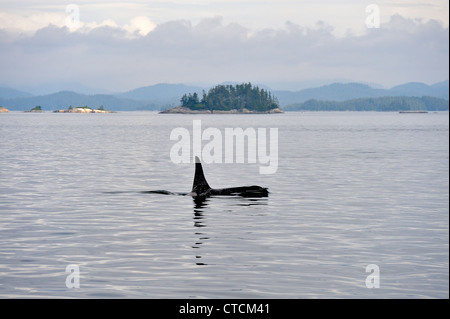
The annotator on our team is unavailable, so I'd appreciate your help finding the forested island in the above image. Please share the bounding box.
[284,96,449,112]
[25,106,44,112]
[161,83,284,114]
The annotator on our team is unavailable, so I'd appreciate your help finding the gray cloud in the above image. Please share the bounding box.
[0,14,448,92]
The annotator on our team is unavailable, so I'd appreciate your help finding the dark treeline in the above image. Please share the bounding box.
[180,83,280,111]
[285,96,449,111]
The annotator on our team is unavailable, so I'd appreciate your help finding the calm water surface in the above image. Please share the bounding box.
[0,111,448,298]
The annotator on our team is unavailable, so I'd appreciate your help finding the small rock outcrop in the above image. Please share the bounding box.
[53,107,116,113]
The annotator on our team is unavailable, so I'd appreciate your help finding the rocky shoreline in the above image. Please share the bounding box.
[159,106,284,114]
[53,107,116,113]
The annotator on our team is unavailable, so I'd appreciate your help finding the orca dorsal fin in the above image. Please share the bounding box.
[192,156,211,195]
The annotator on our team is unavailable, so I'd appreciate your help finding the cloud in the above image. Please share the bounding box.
[0,9,156,38]
[123,16,156,37]
[0,14,448,91]
[0,11,66,34]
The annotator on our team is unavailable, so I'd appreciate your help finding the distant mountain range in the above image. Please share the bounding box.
[0,91,153,111]
[0,87,34,99]
[116,83,203,103]
[274,81,449,105]
[0,81,448,111]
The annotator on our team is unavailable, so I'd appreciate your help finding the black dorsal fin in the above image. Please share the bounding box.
[192,156,211,195]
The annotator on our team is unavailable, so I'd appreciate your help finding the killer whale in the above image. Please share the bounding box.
[190,156,268,199]
[108,157,268,199]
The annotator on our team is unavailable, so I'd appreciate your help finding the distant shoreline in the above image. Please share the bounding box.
[159,106,284,114]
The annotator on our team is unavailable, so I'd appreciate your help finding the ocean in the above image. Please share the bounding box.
[0,111,448,298]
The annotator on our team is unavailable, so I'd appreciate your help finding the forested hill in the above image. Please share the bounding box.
[284,96,449,111]
[180,83,281,112]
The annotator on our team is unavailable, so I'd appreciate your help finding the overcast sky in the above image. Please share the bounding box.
[0,0,448,92]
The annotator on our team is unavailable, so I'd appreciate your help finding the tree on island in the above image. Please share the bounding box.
[180,83,280,112]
